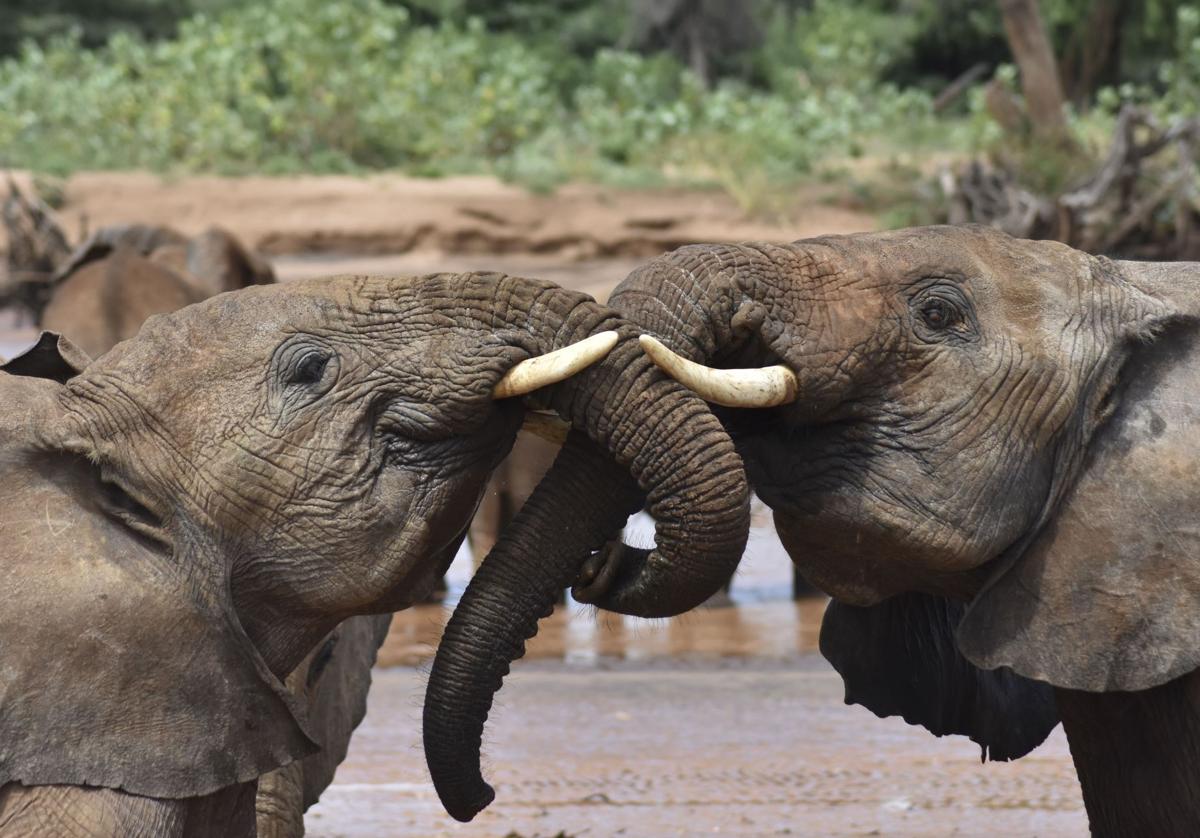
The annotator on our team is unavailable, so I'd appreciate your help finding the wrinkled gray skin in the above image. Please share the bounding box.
[0,273,749,836]
[40,225,275,359]
[569,226,1200,836]
[22,224,350,837]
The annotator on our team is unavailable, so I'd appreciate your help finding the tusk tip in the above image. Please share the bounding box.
[636,330,799,409]
[492,330,622,399]
[637,333,670,362]
[593,330,620,352]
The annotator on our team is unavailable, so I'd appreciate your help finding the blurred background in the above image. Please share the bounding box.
[2,0,1199,241]
[2,2,1185,834]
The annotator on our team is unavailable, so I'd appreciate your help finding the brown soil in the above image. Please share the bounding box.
[3,170,875,260]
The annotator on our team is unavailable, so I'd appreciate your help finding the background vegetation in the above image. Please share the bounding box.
[2,0,1199,217]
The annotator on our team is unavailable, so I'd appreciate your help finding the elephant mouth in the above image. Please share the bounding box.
[96,467,170,550]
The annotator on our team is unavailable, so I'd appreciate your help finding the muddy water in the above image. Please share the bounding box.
[0,252,1088,836]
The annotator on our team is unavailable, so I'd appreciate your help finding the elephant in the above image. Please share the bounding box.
[467,434,558,565]
[425,225,1200,835]
[39,225,275,359]
[596,226,1200,833]
[0,269,748,836]
[13,222,336,835]
[0,180,72,322]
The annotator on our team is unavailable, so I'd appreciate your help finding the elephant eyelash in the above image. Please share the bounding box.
[269,337,342,410]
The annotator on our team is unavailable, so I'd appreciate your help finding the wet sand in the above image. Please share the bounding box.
[323,520,1085,837]
[309,602,1086,837]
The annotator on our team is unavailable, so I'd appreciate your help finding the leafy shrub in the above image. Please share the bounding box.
[0,0,943,213]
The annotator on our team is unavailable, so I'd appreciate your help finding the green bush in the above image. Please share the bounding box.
[0,0,944,210]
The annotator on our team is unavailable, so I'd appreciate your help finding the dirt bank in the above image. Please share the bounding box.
[2,170,876,260]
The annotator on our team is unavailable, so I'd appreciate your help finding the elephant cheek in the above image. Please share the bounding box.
[773,510,905,606]
[367,467,485,595]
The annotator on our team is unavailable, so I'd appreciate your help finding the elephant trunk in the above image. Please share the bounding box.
[423,295,750,821]
[423,434,640,822]
[608,241,865,417]
[440,268,752,616]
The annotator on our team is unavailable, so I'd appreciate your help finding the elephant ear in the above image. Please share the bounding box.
[0,374,317,798]
[1,331,91,381]
[959,262,1200,692]
[186,227,275,295]
[820,593,1059,760]
[52,224,188,282]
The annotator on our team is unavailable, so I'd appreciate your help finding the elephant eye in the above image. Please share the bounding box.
[910,283,976,343]
[272,337,341,405]
[288,351,331,386]
[920,299,956,329]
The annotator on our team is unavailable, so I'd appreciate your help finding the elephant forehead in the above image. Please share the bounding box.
[814,227,1096,343]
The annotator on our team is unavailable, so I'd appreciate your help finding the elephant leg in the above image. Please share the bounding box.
[255,648,311,838]
[0,781,256,838]
[469,473,507,567]
[1056,668,1200,837]
[792,565,820,599]
[0,784,188,838]
[182,782,257,838]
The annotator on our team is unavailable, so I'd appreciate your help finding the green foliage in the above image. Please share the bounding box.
[1091,5,1200,121]
[0,0,942,211]
[757,0,921,93]
[0,0,567,173]
[1156,5,1200,118]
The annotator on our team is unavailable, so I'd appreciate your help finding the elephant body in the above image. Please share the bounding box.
[39,225,275,359]
[468,432,558,564]
[14,224,368,836]
[0,270,748,834]
[427,226,1200,835]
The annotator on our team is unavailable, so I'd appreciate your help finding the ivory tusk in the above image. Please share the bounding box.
[493,330,619,399]
[519,410,570,445]
[639,334,799,408]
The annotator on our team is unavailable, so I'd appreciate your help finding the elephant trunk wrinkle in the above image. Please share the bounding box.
[423,433,636,822]
[423,323,750,818]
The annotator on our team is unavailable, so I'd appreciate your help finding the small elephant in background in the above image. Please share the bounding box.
[427,225,1200,834]
[41,224,275,359]
[0,270,748,836]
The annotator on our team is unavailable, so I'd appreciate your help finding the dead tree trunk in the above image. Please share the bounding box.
[941,106,1200,261]
[998,0,1070,142]
[1059,0,1127,105]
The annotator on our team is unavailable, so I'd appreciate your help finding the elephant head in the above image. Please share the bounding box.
[565,225,1200,757]
[0,272,748,821]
